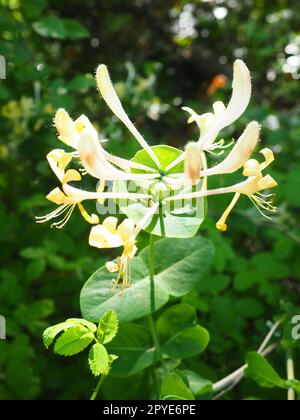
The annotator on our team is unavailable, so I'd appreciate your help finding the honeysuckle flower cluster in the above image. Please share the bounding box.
[36,60,277,288]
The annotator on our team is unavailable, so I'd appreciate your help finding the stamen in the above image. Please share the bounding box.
[206,149,225,157]
[50,204,76,229]
[35,204,70,223]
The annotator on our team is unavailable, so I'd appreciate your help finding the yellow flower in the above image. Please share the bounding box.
[36,169,100,228]
[166,59,252,171]
[54,109,98,150]
[89,217,137,289]
[216,148,277,231]
[37,150,152,228]
[88,203,159,289]
[165,147,277,232]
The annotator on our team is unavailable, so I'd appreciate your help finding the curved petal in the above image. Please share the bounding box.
[202,121,260,176]
[54,109,79,149]
[47,149,72,182]
[96,64,161,169]
[199,59,252,149]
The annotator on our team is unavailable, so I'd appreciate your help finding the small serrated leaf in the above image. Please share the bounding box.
[97,310,119,344]
[66,318,97,333]
[43,320,78,348]
[88,343,109,376]
[54,325,94,356]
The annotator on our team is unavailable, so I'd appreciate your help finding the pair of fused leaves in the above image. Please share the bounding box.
[114,145,206,239]
[43,310,118,377]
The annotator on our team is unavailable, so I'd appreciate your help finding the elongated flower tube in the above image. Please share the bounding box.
[78,132,160,181]
[96,64,162,170]
[55,109,156,174]
[201,121,260,176]
[184,142,201,185]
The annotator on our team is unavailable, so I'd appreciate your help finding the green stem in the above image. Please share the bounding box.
[90,374,106,401]
[148,234,165,371]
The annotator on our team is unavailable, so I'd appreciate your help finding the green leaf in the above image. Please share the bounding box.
[157,304,209,359]
[43,321,78,348]
[25,259,46,282]
[43,319,96,348]
[54,325,94,356]
[106,323,155,377]
[157,304,196,340]
[63,19,90,40]
[180,370,213,396]
[234,298,265,319]
[88,343,109,376]
[67,74,95,92]
[80,237,214,322]
[33,17,66,39]
[162,325,209,359]
[160,372,194,400]
[22,0,47,20]
[66,318,97,334]
[246,352,286,389]
[6,336,40,399]
[97,310,119,344]
[131,145,184,174]
[113,145,206,238]
[32,17,90,40]
[285,379,300,393]
[20,247,46,259]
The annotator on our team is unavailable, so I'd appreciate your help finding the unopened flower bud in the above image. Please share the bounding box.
[184,142,201,185]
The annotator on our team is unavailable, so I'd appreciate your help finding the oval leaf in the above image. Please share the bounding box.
[246,352,286,389]
[97,310,119,344]
[160,372,194,400]
[88,343,109,377]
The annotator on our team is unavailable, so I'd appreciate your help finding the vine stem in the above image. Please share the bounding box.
[286,349,295,401]
[90,374,106,401]
[148,234,165,372]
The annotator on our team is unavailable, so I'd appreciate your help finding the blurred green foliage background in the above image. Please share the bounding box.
[0,0,300,400]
